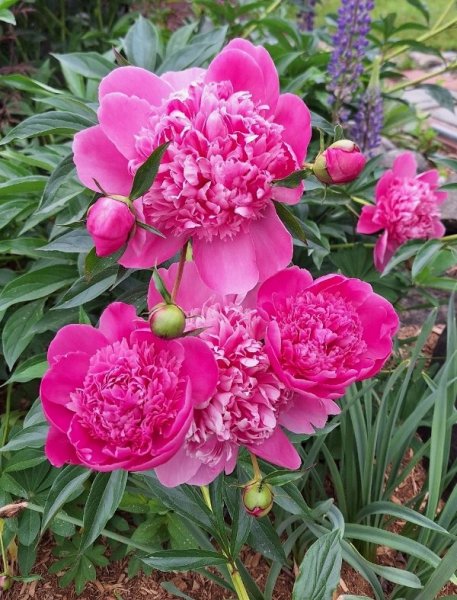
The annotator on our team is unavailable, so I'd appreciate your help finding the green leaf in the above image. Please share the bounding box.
[421,83,455,113]
[4,447,47,472]
[405,0,430,22]
[262,470,305,487]
[0,424,47,452]
[0,112,95,145]
[248,514,287,564]
[124,16,158,71]
[0,73,63,95]
[79,470,128,551]
[84,247,123,280]
[273,169,308,188]
[135,220,166,237]
[292,530,342,600]
[41,466,91,532]
[129,142,170,200]
[411,239,444,279]
[0,175,47,195]
[356,501,450,535]
[0,8,15,24]
[142,549,227,571]
[17,510,40,546]
[158,26,227,73]
[5,355,47,384]
[2,300,45,369]
[152,267,172,304]
[56,270,117,310]
[274,202,307,244]
[52,52,113,79]
[36,153,80,217]
[40,229,93,253]
[166,22,196,56]
[0,265,76,312]
[160,582,196,600]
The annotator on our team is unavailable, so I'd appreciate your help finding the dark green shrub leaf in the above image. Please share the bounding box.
[42,466,91,532]
[2,300,45,369]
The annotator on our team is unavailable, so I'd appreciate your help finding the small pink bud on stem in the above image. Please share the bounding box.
[242,480,274,518]
[312,139,366,185]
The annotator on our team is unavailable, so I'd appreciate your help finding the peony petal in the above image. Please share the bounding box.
[435,191,448,205]
[374,230,394,272]
[249,428,301,470]
[99,66,173,106]
[45,425,78,468]
[47,324,107,364]
[147,260,224,312]
[257,266,313,315]
[73,125,131,195]
[375,170,394,201]
[417,169,439,187]
[193,231,259,295]
[187,462,227,486]
[206,48,266,105]
[357,205,380,234]
[179,337,218,407]
[160,67,206,91]
[432,219,446,237]
[392,152,417,179]
[154,446,201,487]
[274,93,311,164]
[249,203,293,283]
[120,200,187,268]
[98,302,139,343]
[224,39,279,111]
[271,184,303,205]
[280,394,337,434]
[98,92,153,160]
[40,352,90,432]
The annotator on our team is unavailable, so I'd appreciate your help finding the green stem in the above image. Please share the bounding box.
[200,487,251,600]
[351,196,372,206]
[442,234,457,243]
[434,0,455,29]
[249,452,262,481]
[389,60,457,93]
[330,242,375,249]
[171,241,189,302]
[0,523,8,577]
[1,384,12,448]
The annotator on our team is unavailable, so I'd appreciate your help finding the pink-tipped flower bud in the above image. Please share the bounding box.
[87,196,135,257]
[149,302,186,340]
[242,481,274,518]
[313,140,366,185]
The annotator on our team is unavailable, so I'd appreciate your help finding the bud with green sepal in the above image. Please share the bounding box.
[242,480,274,518]
[313,139,366,185]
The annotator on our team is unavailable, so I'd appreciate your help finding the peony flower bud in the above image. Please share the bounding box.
[242,481,274,518]
[313,139,366,185]
[87,196,135,257]
[149,302,186,339]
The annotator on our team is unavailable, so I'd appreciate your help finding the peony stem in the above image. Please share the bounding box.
[171,241,189,302]
[200,486,251,600]
[249,452,262,481]
[351,195,372,206]
[0,384,12,448]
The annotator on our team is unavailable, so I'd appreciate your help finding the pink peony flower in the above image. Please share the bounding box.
[87,196,135,256]
[257,267,399,403]
[73,39,312,295]
[148,261,303,486]
[313,140,366,184]
[357,152,447,271]
[40,302,217,472]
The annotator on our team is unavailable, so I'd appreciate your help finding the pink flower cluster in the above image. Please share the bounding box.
[74,39,311,295]
[357,152,447,271]
[41,264,397,483]
[40,39,399,486]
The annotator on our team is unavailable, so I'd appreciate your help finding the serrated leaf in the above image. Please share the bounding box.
[129,142,170,200]
[79,470,128,550]
[292,530,342,600]
[142,549,227,571]
[41,466,91,532]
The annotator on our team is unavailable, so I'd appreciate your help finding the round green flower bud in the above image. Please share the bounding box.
[242,481,274,518]
[149,302,186,339]
[0,575,11,591]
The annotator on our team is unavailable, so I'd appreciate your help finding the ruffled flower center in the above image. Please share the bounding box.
[185,303,291,467]
[273,290,367,379]
[374,178,441,243]
[135,81,296,241]
[69,339,186,458]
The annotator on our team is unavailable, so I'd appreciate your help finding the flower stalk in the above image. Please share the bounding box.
[200,486,251,600]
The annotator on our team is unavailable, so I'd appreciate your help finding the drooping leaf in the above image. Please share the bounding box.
[292,530,342,600]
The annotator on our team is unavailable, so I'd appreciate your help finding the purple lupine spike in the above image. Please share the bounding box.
[300,0,317,32]
[353,85,384,156]
[328,0,375,121]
